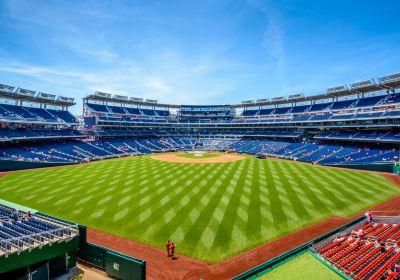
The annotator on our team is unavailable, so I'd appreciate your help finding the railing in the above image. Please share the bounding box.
[0,209,80,256]
[311,218,367,253]
[370,211,400,218]
[0,224,79,257]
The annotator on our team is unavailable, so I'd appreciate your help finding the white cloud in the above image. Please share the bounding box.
[0,0,306,113]
[0,56,239,113]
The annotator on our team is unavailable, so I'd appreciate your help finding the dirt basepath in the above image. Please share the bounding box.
[151,154,244,164]
[88,174,400,280]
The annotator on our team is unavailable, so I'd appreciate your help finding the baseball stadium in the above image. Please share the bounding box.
[1,1,400,280]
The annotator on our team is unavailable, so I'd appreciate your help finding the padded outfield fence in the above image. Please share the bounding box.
[0,159,71,171]
[323,162,395,173]
[77,225,146,280]
[232,216,365,280]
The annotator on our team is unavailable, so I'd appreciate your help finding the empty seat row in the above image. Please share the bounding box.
[0,104,77,123]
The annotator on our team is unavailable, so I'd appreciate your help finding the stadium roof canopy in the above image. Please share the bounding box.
[84,91,179,108]
[84,71,400,108]
[0,84,75,106]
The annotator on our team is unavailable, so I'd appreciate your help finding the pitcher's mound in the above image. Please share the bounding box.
[151,153,244,163]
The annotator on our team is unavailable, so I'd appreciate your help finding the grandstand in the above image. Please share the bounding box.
[0,72,400,171]
[312,215,400,280]
[0,204,79,258]
[233,214,400,280]
[0,199,146,279]
[0,84,78,125]
[0,83,81,152]
[0,202,80,279]
[1,73,400,279]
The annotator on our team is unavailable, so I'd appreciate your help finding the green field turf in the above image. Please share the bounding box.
[175,152,221,159]
[0,155,398,263]
[258,252,342,280]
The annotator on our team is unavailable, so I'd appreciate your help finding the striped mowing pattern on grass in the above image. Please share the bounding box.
[0,155,398,263]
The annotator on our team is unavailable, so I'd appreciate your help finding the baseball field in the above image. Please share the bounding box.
[0,153,398,263]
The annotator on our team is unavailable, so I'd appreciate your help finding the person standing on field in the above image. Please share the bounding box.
[166,240,171,256]
[170,242,176,258]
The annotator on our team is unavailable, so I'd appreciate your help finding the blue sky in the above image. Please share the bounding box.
[0,0,399,114]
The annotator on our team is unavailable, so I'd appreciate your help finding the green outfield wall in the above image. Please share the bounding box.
[0,159,71,171]
[393,163,400,175]
[106,251,146,280]
[322,162,394,173]
[78,241,146,280]
[76,224,146,279]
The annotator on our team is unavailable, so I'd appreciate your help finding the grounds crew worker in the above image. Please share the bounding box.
[166,240,171,256]
[170,242,176,257]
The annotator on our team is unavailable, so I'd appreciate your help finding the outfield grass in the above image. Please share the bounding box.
[0,155,398,263]
[175,152,221,159]
[258,252,342,280]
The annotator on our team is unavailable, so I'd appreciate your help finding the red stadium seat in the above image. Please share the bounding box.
[356,247,394,278]
[369,251,400,280]
[338,243,374,268]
